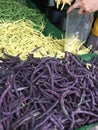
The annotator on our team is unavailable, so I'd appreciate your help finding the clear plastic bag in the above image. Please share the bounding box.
[65,8,94,42]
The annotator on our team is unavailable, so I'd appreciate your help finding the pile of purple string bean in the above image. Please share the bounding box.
[0,52,98,130]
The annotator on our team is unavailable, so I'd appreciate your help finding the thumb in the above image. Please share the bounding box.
[67,3,79,13]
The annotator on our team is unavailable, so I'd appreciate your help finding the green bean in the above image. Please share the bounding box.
[0,0,45,31]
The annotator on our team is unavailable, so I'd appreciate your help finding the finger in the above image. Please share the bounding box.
[67,3,81,13]
[78,7,84,14]
[78,6,90,14]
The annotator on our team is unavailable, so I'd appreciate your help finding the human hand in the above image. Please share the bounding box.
[81,0,98,13]
[67,0,98,14]
[67,0,86,14]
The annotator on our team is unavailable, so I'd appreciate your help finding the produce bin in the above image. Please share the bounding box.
[1,0,97,130]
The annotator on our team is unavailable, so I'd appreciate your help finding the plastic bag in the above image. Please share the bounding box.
[65,8,94,42]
